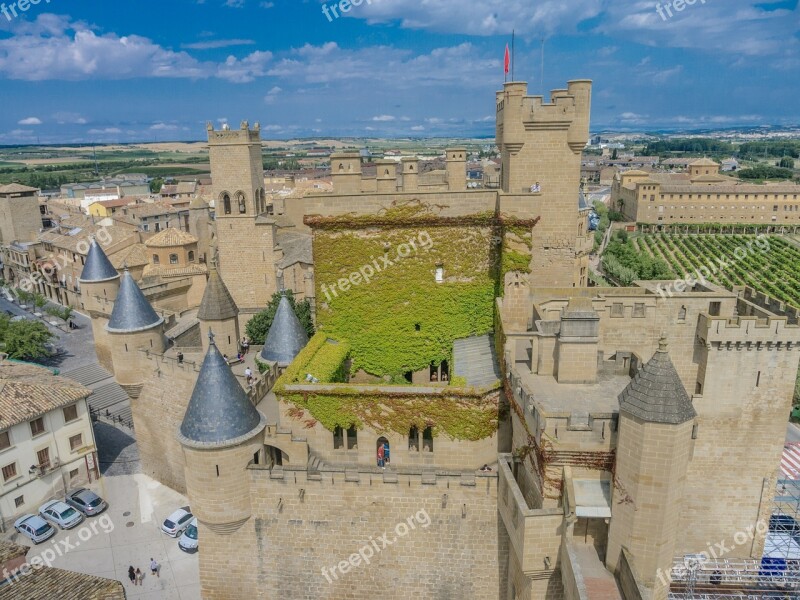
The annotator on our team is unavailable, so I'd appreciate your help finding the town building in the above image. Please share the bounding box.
[0,184,43,245]
[0,362,99,530]
[613,158,800,226]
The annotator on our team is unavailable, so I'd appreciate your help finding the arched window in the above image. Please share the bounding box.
[222,193,231,215]
[152,254,160,265]
[169,253,178,265]
[237,192,246,214]
[188,251,195,262]
[409,426,419,451]
[422,427,433,452]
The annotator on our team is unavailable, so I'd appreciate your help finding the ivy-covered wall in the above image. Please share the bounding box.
[310,201,534,380]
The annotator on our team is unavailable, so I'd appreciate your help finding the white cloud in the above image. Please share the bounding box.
[264,86,282,104]
[150,123,178,131]
[0,15,271,83]
[52,112,87,125]
[182,39,256,50]
[411,125,425,131]
[371,115,395,122]
[88,128,122,134]
[18,117,42,125]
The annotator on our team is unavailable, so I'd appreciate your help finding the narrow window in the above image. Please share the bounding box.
[409,426,419,451]
[153,254,160,265]
[169,253,179,265]
[63,404,78,423]
[333,426,344,450]
[756,371,761,387]
[0,431,10,450]
[422,427,434,452]
[69,434,83,451]
[223,194,231,215]
[346,426,358,450]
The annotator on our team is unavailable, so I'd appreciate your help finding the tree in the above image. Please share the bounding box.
[2,320,54,361]
[779,157,795,169]
[150,177,165,194]
[33,293,47,310]
[245,290,315,345]
[611,148,618,160]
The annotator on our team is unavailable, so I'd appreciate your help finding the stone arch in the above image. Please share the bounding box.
[236,191,247,214]
[220,192,231,215]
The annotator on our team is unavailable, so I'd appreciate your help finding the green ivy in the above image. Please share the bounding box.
[280,387,499,441]
[311,201,533,380]
[303,339,350,383]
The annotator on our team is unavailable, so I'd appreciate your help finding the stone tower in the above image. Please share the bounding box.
[188,197,211,265]
[496,80,592,286]
[106,269,166,397]
[79,239,120,372]
[260,295,308,367]
[445,148,467,191]
[207,121,274,322]
[197,265,240,357]
[177,333,266,599]
[606,338,696,600]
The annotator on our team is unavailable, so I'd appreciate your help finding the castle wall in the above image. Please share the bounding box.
[197,466,500,599]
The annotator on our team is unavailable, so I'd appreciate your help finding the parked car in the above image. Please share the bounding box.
[39,500,84,529]
[161,508,193,537]
[770,514,800,538]
[178,518,198,552]
[14,514,56,544]
[65,488,107,516]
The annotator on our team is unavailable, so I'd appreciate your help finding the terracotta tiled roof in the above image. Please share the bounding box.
[109,243,149,268]
[0,539,28,563]
[90,198,136,209]
[0,564,126,599]
[690,157,719,166]
[0,363,91,430]
[144,264,208,278]
[144,227,198,248]
[125,201,180,219]
[0,183,39,194]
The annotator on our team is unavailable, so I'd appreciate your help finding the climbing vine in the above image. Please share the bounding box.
[309,200,537,380]
[279,387,500,441]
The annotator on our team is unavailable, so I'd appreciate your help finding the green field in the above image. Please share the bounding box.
[630,234,800,307]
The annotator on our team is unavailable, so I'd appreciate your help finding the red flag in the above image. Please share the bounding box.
[504,44,510,75]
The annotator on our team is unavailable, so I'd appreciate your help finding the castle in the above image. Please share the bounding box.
[82,80,799,599]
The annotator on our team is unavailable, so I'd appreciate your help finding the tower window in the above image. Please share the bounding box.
[346,426,358,450]
[237,192,246,214]
[222,194,231,215]
[169,254,178,265]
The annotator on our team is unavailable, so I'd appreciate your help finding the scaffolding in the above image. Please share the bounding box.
[667,476,800,599]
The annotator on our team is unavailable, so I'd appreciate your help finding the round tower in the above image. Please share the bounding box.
[260,294,309,367]
[106,269,166,395]
[606,338,697,600]
[178,332,266,531]
[79,239,120,372]
[197,265,240,357]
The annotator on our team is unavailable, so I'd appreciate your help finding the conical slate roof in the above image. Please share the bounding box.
[106,270,164,333]
[260,295,309,365]
[618,338,696,425]
[197,267,238,322]
[178,334,265,448]
[79,239,119,283]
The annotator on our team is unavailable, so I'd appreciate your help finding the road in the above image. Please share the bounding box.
[0,294,98,372]
[788,422,800,444]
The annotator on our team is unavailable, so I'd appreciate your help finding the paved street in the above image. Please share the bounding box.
[4,474,201,600]
[788,422,800,444]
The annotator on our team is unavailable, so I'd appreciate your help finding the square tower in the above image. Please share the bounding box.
[207,121,275,317]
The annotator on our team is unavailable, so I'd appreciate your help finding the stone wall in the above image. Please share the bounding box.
[197,466,501,599]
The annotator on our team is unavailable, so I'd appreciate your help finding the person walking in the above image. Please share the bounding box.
[135,567,143,586]
[377,443,385,469]
[150,558,160,578]
[127,566,136,585]
[245,366,253,385]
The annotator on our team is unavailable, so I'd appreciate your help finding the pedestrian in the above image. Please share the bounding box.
[245,366,253,384]
[377,443,385,469]
[128,566,135,585]
[135,567,143,585]
[177,351,184,364]
[150,558,160,578]
[383,441,390,465]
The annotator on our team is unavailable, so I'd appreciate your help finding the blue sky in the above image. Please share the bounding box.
[0,0,798,144]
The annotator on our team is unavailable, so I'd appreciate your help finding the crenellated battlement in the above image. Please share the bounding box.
[697,313,800,347]
[206,120,261,144]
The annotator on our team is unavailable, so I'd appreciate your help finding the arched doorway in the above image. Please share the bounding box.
[377,437,389,468]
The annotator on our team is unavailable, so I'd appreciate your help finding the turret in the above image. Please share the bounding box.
[401,157,419,192]
[606,338,696,600]
[330,152,362,194]
[177,332,266,533]
[197,265,240,357]
[106,270,165,395]
[375,159,397,193]
[445,148,467,191]
[79,239,120,372]
[260,295,308,367]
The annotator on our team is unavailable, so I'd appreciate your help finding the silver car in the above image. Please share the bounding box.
[161,508,193,537]
[39,500,84,529]
[14,514,56,544]
[65,488,107,516]
[178,518,198,552]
